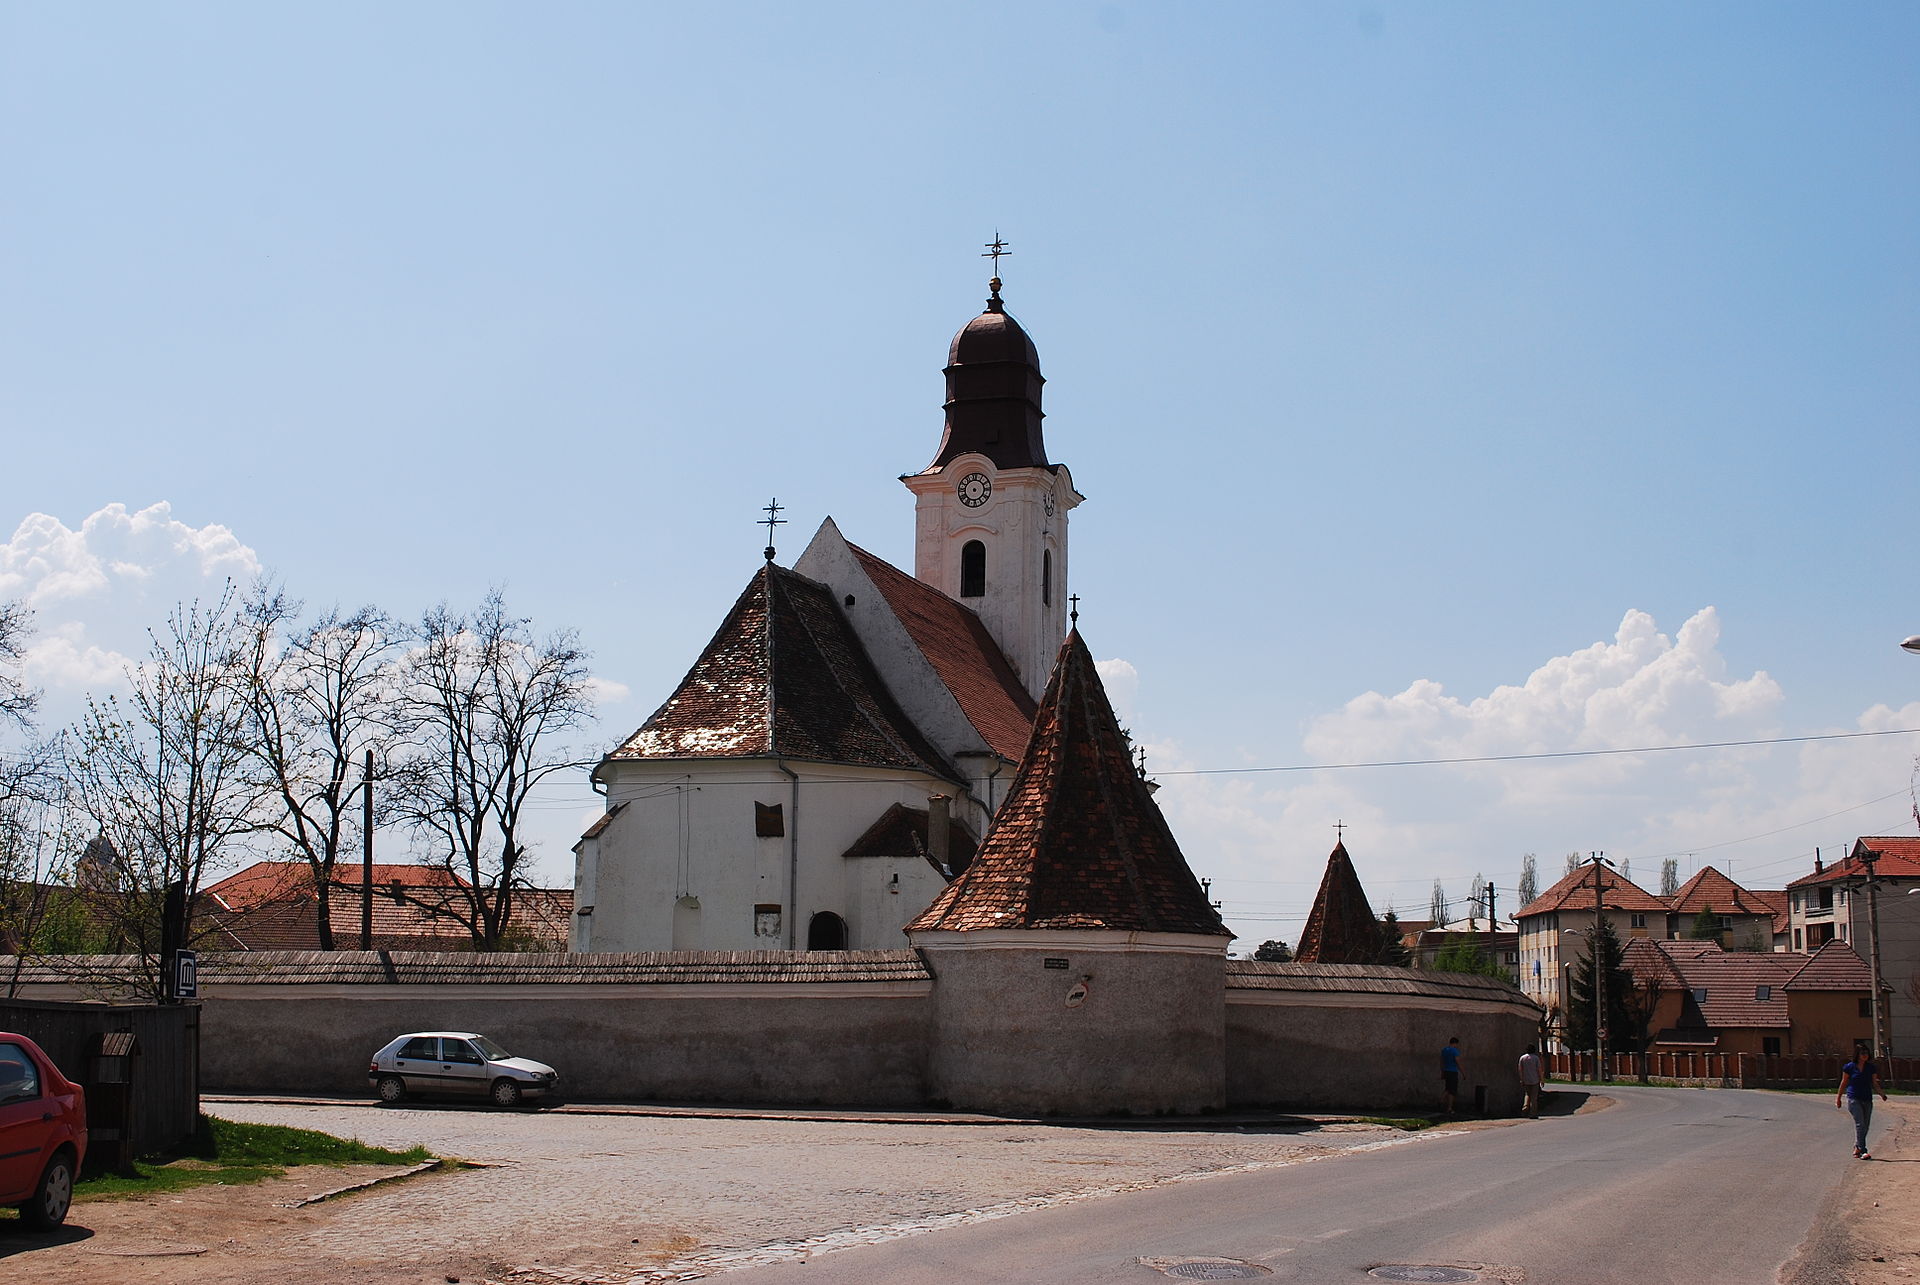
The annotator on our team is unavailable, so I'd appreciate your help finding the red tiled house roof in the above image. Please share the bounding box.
[201,861,570,951]
[847,543,1037,762]
[1515,864,1667,918]
[1667,866,1776,916]
[1782,940,1874,991]
[205,861,465,910]
[1788,836,1920,888]
[907,631,1227,936]
[1745,888,1791,937]
[1294,841,1382,964]
[604,563,957,780]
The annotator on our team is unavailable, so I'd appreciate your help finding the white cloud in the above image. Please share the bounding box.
[21,623,130,690]
[586,675,632,706]
[0,502,260,605]
[1095,657,1138,723]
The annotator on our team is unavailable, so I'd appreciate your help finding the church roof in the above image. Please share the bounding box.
[1293,841,1382,964]
[606,563,956,779]
[906,630,1227,936]
[847,542,1037,761]
[842,802,978,875]
[925,289,1049,473]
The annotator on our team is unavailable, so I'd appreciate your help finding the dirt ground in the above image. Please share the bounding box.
[2,1095,1914,1285]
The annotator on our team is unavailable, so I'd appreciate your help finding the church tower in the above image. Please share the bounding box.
[901,263,1082,700]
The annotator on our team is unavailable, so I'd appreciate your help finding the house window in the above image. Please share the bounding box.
[1763,1037,1781,1057]
[1790,890,1801,910]
[960,541,986,598]
[755,802,785,837]
[1630,913,1646,929]
[1793,928,1803,950]
[1817,887,1834,911]
[1691,988,1708,1004]
[1755,985,1771,1001]
[1839,923,1848,942]
[1860,998,1873,1019]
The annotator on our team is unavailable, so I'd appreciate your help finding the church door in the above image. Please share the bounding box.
[806,911,848,951]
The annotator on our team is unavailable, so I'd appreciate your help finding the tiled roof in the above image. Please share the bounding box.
[3,950,934,987]
[1621,937,1688,991]
[1745,888,1791,936]
[841,802,977,874]
[205,861,464,911]
[906,631,1227,936]
[1782,940,1874,990]
[1294,842,1382,964]
[606,563,956,780]
[1666,866,1776,917]
[203,882,572,952]
[1515,864,1667,917]
[1788,837,1920,888]
[847,544,1038,761]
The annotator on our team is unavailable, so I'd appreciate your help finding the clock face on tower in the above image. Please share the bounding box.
[958,472,992,508]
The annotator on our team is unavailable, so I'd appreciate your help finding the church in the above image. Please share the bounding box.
[571,267,1084,952]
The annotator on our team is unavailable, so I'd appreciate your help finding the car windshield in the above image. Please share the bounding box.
[471,1035,510,1060]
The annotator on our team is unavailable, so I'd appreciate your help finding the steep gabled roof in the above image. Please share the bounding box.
[1782,940,1874,990]
[1745,888,1791,936]
[1515,864,1667,917]
[1667,866,1775,916]
[847,543,1037,761]
[1294,842,1382,964]
[605,563,956,780]
[841,802,978,875]
[906,631,1227,936]
[1789,837,1920,888]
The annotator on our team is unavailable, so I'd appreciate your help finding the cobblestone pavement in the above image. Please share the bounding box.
[208,1101,1456,1283]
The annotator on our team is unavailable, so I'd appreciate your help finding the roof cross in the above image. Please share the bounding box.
[1333,819,1347,841]
[982,234,1011,273]
[760,498,786,562]
[1068,593,1080,624]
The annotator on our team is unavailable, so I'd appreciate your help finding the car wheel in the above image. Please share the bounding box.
[21,1148,75,1230]
[376,1075,407,1103]
[490,1078,523,1108]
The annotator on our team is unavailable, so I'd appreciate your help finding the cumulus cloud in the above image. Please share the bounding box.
[1095,657,1139,723]
[0,502,260,604]
[22,623,130,690]
[585,675,632,706]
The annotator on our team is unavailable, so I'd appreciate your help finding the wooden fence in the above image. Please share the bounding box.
[1548,1050,1917,1089]
[0,997,200,1161]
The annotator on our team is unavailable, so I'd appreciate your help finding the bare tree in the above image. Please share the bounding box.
[62,588,269,996]
[242,590,402,949]
[1429,880,1446,924]
[1518,853,1538,906]
[1660,857,1680,897]
[0,600,39,731]
[392,592,594,951]
[1565,851,1581,877]
[1465,870,1485,923]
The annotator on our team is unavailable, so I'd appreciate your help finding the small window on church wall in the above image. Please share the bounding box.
[755,802,785,837]
[960,540,986,598]
[754,904,782,939]
[1042,549,1051,606]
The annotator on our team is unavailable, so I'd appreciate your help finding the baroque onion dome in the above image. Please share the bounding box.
[926,281,1048,471]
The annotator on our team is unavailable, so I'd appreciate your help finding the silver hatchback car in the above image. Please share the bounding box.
[368,1031,558,1107]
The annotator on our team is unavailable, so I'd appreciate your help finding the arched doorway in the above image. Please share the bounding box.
[807,911,848,951]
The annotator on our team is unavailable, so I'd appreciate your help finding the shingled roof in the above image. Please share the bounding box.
[1789,836,1920,888]
[604,563,956,779]
[847,542,1037,761]
[906,630,1227,936]
[1667,866,1776,917]
[1293,841,1382,964]
[1515,863,1668,917]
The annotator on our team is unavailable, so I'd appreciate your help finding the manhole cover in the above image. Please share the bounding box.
[1368,1269,1481,1283]
[1164,1265,1270,1280]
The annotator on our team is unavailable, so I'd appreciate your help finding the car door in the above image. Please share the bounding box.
[437,1038,490,1096]
[389,1035,447,1092]
[0,1040,48,1203]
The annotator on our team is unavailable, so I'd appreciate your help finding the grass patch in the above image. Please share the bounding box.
[68,1115,433,1202]
[1358,1116,1438,1131]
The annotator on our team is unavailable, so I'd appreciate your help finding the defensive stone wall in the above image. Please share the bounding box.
[6,951,1543,1115]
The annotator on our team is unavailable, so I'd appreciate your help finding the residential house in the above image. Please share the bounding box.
[1785,837,1920,1056]
[202,861,572,952]
[1620,937,1872,1056]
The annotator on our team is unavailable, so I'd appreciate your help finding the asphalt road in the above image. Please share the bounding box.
[715,1086,1851,1285]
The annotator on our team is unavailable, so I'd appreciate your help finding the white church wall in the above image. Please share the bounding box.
[586,759,963,953]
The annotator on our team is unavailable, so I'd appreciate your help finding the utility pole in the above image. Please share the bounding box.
[360,748,374,952]
[1859,846,1890,1064]
[1485,882,1497,924]
[1588,852,1612,1082]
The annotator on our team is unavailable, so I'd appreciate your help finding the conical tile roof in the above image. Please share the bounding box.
[907,631,1227,936]
[1293,841,1382,964]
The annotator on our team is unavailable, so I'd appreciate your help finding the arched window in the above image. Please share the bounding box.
[1042,549,1052,606]
[960,540,986,598]
[807,911,848,951]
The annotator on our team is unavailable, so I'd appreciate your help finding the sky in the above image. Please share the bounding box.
[2,3,1917,949]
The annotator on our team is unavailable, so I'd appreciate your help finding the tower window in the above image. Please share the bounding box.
[960,540,986,598]
[1042,549,1051,606]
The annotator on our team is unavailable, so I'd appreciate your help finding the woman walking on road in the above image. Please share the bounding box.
[1837,1045,1889,1159]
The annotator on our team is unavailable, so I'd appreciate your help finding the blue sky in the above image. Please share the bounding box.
[3,3,1916,946]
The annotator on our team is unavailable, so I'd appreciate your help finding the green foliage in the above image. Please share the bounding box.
[1252,939,1293,962]
[1430,933,1509,978]
[1736,926,1769,953]
[1687,910,1723,940]
[1566,918,1642,1053]
[64,1115,434,1204]
[1374,911,1412,966]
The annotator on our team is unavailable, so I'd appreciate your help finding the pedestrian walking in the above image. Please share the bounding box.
[1441,1036,1462,1116]
[1517,1044,1543,1118]
[1837,1045,1889,1159]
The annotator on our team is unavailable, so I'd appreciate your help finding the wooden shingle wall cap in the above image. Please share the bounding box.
[1226,959,1528,1001]
[3,950,934,986]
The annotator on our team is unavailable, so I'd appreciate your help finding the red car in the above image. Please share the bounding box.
[0,1032,87,1229]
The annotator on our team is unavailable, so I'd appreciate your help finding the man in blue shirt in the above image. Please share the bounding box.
[1441,1036,1462,1116]
[1837,1045,1888,1159]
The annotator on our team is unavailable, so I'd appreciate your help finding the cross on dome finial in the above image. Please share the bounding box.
[760,497,786,562]
[1068,593,1080,624]
[1333,820,1347,842]
[982,234,1010,308]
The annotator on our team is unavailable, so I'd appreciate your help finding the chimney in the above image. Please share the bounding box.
[927,795,952,876]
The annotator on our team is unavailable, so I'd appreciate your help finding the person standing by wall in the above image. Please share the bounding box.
[1441,1036,1463,1116]
[1837,1045,1888,1159]
[1517,1044,1543,1119]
